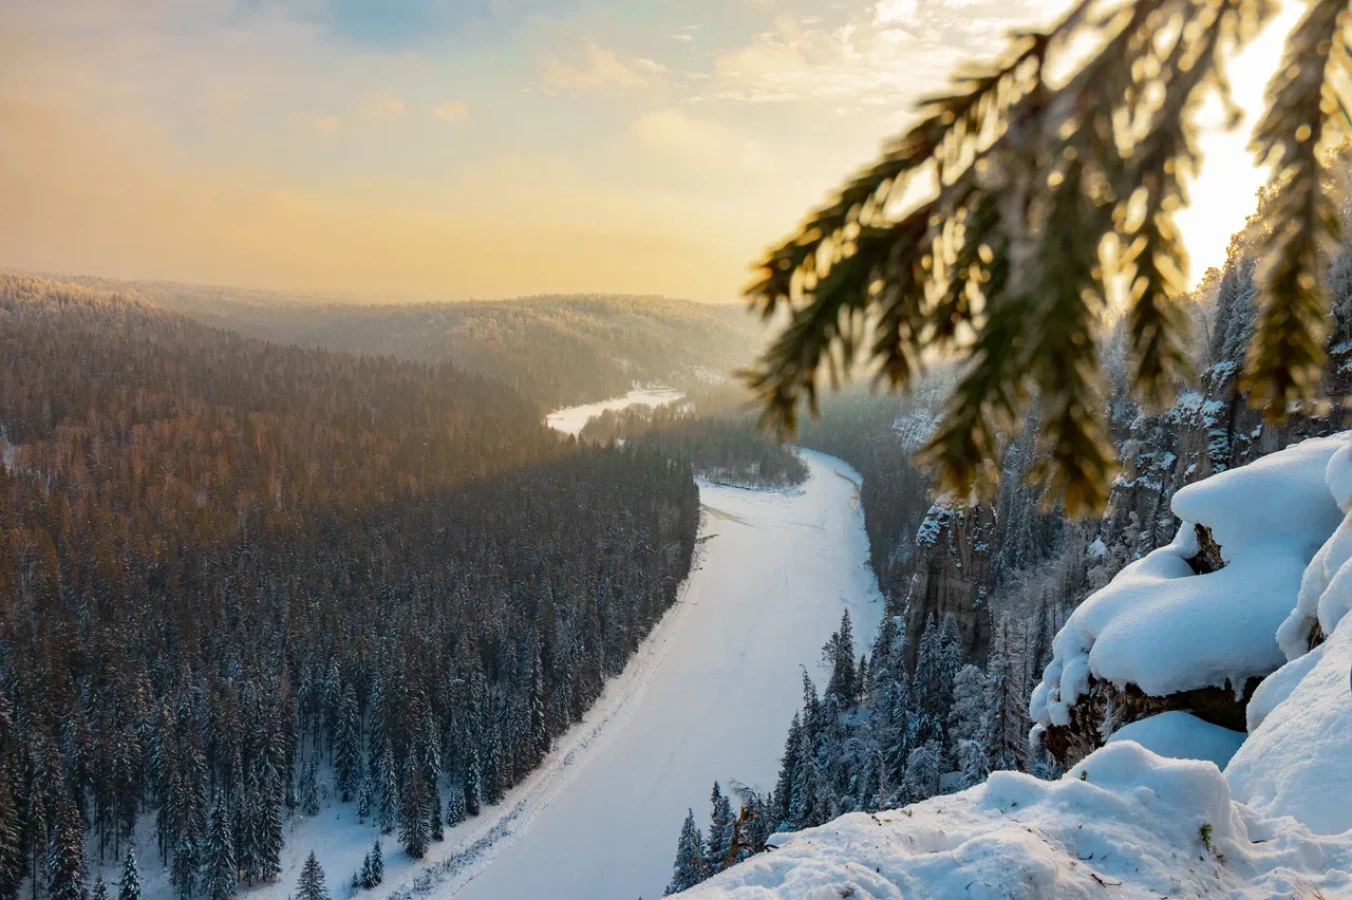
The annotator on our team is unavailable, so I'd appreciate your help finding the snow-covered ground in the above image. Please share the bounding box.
[684,741,1352,899]
[544,388,685,437]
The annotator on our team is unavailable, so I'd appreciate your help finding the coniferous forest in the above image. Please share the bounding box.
[0,274,699,899]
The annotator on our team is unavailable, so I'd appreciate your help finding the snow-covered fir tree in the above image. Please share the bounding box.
[296,853,328,900]
[399,758,432,859]
[203,793,236,900]
[663,809,707,895]
[117,845,140,900]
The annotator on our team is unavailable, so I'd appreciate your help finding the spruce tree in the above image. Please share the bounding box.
[529,655,550,765]
[253,759,283,883]
[399,759,431,859]
[334,686,361,803]
[296,852,329,900]
[463,750,482,818]
[356,773,372,822]
[771,714,800,830]
[117,845,141,900]
[663,810,707,895]
[299,757,320,817]
[367,840,383,886]
[204,793,236,900]
[377,741,399,834]
[483,737,505,806]
[47,797,85,900]
[0,762,21,899]
[92,875,109,900]
[704,783,733,875]
[445,786,466,828]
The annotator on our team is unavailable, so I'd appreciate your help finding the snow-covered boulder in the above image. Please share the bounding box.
[681,742,1352,899]
[1031,434,1346,766]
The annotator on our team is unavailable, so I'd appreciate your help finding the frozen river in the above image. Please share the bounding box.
[431,430,884,898]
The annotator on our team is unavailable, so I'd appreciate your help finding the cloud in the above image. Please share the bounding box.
[540,40,666,93]
[290,111,341,134]
[432,99,470,123]
[630,109,773,174]
[357,91,406,120]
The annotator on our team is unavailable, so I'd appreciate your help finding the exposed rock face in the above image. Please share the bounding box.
[903,497,995,670]
[1039,675,1262,769]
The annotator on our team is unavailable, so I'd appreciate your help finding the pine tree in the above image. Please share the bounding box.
[429,776,445,843]
[529,657,550,765]
[171,831,197,900]
[0,761,21,899]
[704,783,733,874]
[367,840,383,886]
[356,772,372,822]
[334,686,361,803]
[204,793,236,900]
[296,852,329,900]
[92,875,109,900]
[463,750,482,818]
[771,714,800,830]
[117,845,141,900]
[445,786,466,828]
[903,741,941,804]
[299,756,320,817]
[47,796,85,900]
[663,809,707,895]
[377,740,399,834]
[824,610,858,704]
[252,758,283,883]
[399,759,431,859]
[483,737,505,806]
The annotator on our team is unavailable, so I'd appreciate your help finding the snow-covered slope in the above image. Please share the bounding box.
[682,742,1352,899]
[684,433,1352,898]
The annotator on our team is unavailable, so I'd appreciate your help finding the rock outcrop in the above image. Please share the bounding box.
[903,496,995,670]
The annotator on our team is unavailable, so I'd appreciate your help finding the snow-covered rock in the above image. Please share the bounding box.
[682,742,1352,899]
[1031,434,1346,760]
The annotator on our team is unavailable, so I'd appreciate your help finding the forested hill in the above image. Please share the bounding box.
[26,273,764,410]
[0,273,699,899]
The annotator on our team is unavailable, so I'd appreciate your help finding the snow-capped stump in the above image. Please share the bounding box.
[679,743,1352,899]
[1031,434,1347,768]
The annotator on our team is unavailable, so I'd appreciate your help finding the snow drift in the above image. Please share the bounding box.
[682,742,1351,899]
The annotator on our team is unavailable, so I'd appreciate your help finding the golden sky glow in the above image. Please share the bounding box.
[0,0,1300,302]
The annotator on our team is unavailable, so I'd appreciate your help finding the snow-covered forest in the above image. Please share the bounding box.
[0,274,703,900]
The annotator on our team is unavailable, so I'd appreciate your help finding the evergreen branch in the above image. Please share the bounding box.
[1243,0,1349,411]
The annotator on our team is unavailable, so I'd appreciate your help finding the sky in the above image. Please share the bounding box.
[0,0,1292,302]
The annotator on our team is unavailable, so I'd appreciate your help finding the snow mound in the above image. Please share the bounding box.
[681,742,1352,899]
[1106,711,1245,769]
[1031,434,1345,727]
[1277,439,1352,656]
[1226,602,1352,834]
